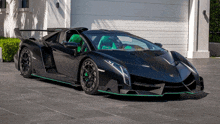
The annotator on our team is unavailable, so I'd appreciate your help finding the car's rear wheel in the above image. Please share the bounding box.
[80,58,99,95]
[19,47,32,78]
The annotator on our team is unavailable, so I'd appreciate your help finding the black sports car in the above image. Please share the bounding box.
[14,27,204,96]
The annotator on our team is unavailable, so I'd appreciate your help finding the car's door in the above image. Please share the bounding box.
[45,32,81,80]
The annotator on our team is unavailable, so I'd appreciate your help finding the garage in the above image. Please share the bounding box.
[70,0,189,57]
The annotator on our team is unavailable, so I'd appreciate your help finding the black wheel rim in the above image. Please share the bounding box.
[81,60,97,91]
[20,50,31,72]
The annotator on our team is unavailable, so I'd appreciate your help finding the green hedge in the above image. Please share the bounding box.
[0,37,20,62]
[210,0,220,43]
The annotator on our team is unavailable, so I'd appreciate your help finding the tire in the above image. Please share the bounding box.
[19,47,32,78]
[80,58,99,95]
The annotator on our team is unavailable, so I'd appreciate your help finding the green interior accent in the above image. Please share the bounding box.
[31,74,73,85]
[84,48,87,52]
[77,47,82,52]
[69,34,82,43]
[97,36,117,50]
[85,72,88,76]
[68,34,83,52]
[98,90,195,97]
[124,46,132,49]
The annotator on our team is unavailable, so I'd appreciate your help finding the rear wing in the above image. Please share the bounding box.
[14,28,66,41]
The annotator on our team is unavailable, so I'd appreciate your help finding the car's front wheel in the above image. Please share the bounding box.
[19,47,32,78]
[80,58,99,95]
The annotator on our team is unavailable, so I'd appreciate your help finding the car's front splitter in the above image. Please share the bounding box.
[98,81,204,97]
[98,89,196,97]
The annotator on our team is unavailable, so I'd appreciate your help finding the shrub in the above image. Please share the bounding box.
[0,37,20,62]
[210,0,220,43]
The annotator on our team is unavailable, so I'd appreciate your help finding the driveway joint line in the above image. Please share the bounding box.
[0,107,19,115]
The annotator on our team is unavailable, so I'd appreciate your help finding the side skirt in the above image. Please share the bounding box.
[31,74,80,87]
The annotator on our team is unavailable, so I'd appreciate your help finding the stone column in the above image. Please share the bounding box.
[0,47,2,62]
[188,0,210,58]
[65,0,71,28]
[197,0,210,58]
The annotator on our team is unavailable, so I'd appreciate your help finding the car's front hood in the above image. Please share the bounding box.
[98,50,192,83]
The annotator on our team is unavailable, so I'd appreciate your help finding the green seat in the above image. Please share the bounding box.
[124,46,132,50]
[97,36,117,50]
[68,34,84,52]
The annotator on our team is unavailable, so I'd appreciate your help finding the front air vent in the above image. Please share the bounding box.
[183,73,195,85]
[130,75,165,91]
[163,73,196,93]
[130,75,164,84]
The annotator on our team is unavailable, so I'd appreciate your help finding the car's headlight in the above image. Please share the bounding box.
[104,60,131,86]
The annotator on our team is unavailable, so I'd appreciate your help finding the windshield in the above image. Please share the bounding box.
[82,31,164,51]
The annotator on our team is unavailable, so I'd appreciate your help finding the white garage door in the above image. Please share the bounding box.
[71,0,189,56]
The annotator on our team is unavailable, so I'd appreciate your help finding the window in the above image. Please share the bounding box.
[21,0,29,8]
[117,36,149,49]
[82,32,164,51]
[0,0,6,8]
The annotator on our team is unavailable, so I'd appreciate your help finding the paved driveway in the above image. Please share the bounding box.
[0,58,219,124]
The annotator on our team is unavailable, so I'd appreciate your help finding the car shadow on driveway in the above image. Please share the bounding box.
[29,76,84,91]
[29,76,208,102]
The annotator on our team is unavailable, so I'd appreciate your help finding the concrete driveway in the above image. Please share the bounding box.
[0,58,219,124]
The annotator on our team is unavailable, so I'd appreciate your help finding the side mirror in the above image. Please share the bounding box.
[64,42,78,49]
[155,43,163,48]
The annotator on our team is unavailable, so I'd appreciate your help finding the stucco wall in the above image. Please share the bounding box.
[18,0,47,39]
[1,0,70,38]
[3,0,47,39]
[4,0,19,38]
[47,0,71,28]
